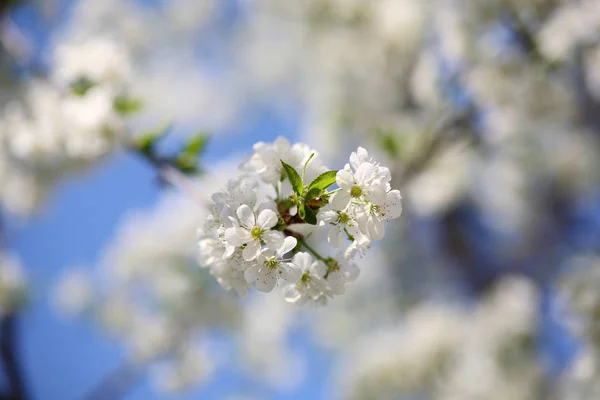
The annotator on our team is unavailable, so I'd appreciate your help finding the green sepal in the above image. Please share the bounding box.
[298,203,306,219]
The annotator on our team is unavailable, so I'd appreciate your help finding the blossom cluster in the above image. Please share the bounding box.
[198,137,402,304]
[0,37,135,214]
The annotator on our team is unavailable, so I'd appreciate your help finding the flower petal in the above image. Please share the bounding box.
[244,265,261,283]
[367,217,385,241]
[279,263,302,283]
[257,209,278,229]
[381,190,403,220]
[292,252,313,271]
[254,270,277,292]
[355,162,376,185]
[242,240,261,261]
[278,237,297,257]
[336,170,354,190]
[328,226,345,248]
[236,204,256,228]
[330,191,351,210]
[283,285,304,304]
[224,227,251,246]
[263,230,284,252]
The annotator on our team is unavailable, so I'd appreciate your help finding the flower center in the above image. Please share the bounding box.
[371,204,382,216]
[265,256,278,269]
[250,227,263,240]
[327,259,340,272]
[350,185,363,198]
[338,212,350,224]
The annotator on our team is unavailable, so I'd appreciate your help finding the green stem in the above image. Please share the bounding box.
[327,188,341,195]
[298,238,327,262]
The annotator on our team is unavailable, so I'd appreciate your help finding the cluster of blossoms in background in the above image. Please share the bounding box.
[198,137,402,304]
[0,35,136,214]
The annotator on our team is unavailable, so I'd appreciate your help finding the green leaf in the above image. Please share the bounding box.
[133,122,172,154]
[114,96,144,115]
[184,133,209,156]
[175,152,199,175]
[281,160,303,195]
[303,206,317,225]
[302,152,315,178]
[305,187,323,202]
[308,170,338,192]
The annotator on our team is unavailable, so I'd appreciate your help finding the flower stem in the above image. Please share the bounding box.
[326,188,341,195]
[298,238,327,262]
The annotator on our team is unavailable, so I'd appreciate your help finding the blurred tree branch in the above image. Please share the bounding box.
[0,314,28,400]
[81,362,143,400]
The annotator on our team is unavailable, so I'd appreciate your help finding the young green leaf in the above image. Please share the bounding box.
[281,160,303,195]
[308,170,338,192]
[113,96,144,115]
[133,121,172,154]
[302,152,315,179]
[303,206,318,225]
[184,133,209,156]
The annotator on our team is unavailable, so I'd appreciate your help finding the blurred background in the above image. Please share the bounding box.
[0,0,599,399]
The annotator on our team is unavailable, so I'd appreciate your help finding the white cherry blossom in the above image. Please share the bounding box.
[244,237,301,292]
[356,189,403,241]
[283,252,328,305]
[224,202,284,261]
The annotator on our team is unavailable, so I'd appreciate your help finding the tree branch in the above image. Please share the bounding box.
[0,314,28,400]
[81,361,144,400]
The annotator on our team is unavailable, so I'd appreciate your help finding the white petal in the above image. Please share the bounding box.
[224,227,251,246]
[327,272,346,295]
[382,190,403,220]
[257,200,278,214]
[236,204,256,228]
[318,209,338,225]
[283,285,304,304]
[242,240,261,261]
[274,136,291,152]
[355,162,376,185]
[367,217,385,241]
[349,152,361,171]
[222,244,235,259]
[279,263,302,283]
[278,236,298,256]
[336,170,354,190]
[254,270,277,292]
[356,147,369,162]
[311,261,328,278]
[263,230,284,252]
[244,265,261,283]
[292,252,313,271]
[257,209,278,229]
[344,262,360,281]
[328,226,345,248]
[366,183,387,205]
[330,191,351,210]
